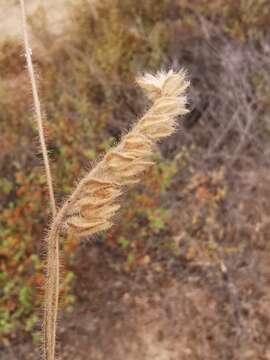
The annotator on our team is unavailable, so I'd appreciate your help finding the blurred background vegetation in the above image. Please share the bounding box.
[0,0,270,356]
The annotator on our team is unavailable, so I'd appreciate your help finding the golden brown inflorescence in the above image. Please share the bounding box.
[65,69,190,238]
[43,69,189,360]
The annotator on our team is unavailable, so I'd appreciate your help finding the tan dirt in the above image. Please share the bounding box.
[0,0,71,39]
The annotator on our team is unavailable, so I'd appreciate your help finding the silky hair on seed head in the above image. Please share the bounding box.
[65,70,190,237]
[42,69,189,360]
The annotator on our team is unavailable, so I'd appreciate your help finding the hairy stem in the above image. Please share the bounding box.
[43,222,60,360]
[43,179,88,360]
[20,0,56,217]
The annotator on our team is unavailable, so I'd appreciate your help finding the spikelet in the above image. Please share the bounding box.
[44,69,190,360]
[64,69,190,238]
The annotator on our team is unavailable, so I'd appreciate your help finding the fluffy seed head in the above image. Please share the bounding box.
[65,69,190,237]
[136,69,190,100]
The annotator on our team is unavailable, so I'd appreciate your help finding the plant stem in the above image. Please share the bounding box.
[20,0,56,218]
[43,179,88,359]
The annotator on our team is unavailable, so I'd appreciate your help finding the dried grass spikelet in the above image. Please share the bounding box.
[43,69,189,360]
[65,70,189,237]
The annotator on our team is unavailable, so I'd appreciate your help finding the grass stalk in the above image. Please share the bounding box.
[42,69,189,359]
[19,0,56,218]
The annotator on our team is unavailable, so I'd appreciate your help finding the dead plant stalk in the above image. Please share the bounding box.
[19,5,190,358]
[43,69,189,360]
[19,0,56,217]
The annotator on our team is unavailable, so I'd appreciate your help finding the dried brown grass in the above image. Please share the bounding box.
[18,2,190,359]
[43,70,189,360]
[20,0,56,217]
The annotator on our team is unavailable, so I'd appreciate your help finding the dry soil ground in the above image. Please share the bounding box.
[0,0,70,38]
